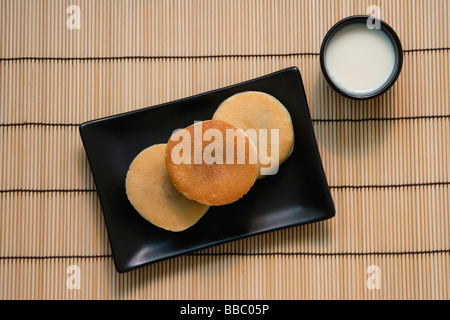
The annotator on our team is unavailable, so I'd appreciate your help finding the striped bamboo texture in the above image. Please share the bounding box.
[1,0,449,300]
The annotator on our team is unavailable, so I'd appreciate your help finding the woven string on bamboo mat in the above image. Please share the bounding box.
[1,0,449,299]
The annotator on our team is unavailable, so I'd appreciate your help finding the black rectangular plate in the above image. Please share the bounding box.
[79,67,335,273]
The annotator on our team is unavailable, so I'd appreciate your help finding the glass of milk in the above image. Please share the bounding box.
[320,15,403,100]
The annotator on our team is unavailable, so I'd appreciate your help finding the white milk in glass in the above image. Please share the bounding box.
[324,23,396,95]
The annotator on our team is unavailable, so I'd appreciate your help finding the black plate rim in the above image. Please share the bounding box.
[79,66,335,273]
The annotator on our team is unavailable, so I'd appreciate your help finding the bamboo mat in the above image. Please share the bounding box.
[1,0,449,300]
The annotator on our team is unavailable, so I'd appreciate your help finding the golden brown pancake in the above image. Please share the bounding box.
[165,120,259,206]
[212,91,294,178]
[125,144,209,232]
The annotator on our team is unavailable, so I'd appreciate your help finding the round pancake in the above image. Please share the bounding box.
[165,120,259,206]
[125,144,209,232]
[212,91,294,178]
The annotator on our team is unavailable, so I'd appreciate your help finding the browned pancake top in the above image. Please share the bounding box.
[165,120,259,206]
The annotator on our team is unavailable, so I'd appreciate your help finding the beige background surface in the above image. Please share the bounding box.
[1,0,449,299]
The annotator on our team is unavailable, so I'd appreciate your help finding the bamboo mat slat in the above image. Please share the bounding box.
[1,118,450,189]
[1,52,450,125]
[1,253,449,300]
[1,0,450,300]
[1,0,449,58]
[1,186,449,257]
